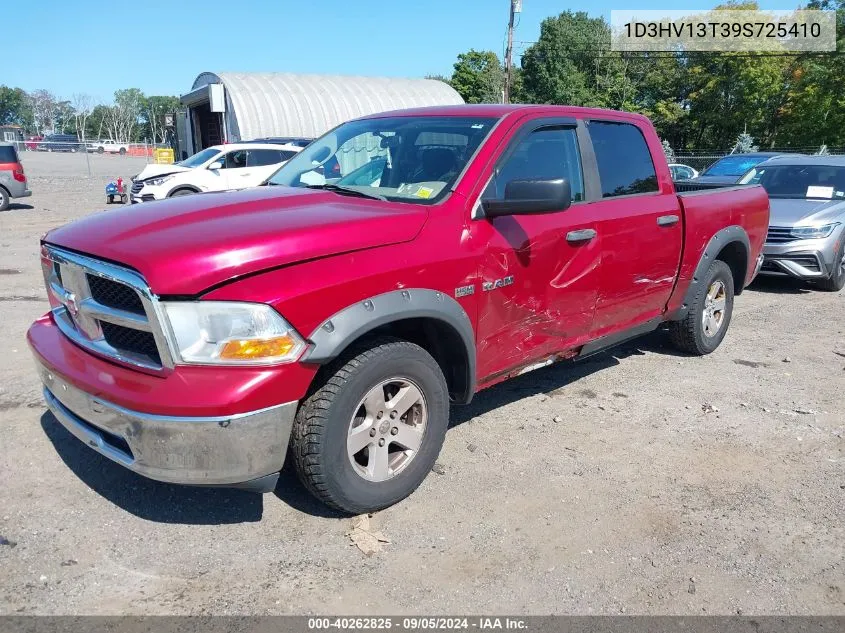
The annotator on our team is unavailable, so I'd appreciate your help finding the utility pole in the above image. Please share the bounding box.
[504,0,516,103]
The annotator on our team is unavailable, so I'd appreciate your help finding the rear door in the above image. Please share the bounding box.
[246,148,297,185]
[471,117,601,381]
[584,120,683,335]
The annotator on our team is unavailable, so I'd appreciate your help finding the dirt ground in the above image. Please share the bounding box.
[0,153,842,616]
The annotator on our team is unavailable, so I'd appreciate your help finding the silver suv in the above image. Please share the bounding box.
[741,155,845,291]
[0,142,31,211]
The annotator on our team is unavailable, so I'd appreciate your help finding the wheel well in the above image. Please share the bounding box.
[0,184,9,197]
[168,186,199,196]
[353,317,471,404]
[715,241,748,295]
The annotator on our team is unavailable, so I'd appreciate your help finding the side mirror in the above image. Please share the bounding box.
[208,160,224,170]
[482,178,572,218]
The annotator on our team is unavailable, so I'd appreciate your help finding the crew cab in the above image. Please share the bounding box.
[129,143,301,202]
[28,105,769,513]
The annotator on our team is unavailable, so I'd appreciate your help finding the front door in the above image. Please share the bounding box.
[471,120,601,382]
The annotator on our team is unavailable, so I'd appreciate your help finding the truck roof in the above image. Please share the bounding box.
[358,103,651,123]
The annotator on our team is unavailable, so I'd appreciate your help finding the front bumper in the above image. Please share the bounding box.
[36,360,296,490]
[28,315,306,491]
[761,236,839,280]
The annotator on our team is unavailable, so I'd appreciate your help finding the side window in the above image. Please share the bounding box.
[588,121,658,197]
[224,150,248,169]
[484,126,584,202]
[247,149,285,167]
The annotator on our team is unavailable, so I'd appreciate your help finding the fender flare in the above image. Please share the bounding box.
[303,288,477,401]
[672,225,750,321]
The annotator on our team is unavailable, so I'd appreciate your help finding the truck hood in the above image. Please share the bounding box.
[769,198,845,226]
[44,186,428,295]
[133,163,192,181]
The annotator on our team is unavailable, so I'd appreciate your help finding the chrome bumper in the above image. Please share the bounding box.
[37,364,297,490]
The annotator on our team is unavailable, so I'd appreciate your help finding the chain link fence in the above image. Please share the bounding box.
[673,147,845,173]
[11,139,173,178]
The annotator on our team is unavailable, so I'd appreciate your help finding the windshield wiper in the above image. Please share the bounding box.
[306,184,387,201]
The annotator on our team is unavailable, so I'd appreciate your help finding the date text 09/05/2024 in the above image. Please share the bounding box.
[307,617,528,630]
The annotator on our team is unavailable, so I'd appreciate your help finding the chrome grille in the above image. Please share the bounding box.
[131,181,143,194]
[766,226,796,244]
[41,246,173,372]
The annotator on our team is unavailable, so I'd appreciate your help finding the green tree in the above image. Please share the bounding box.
[0,86,32,128]
[140,95,180,143]
[450,50,504,103]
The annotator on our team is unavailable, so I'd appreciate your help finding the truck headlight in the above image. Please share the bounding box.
[161,302,306,365]
[147,175,174,187]
[790,223,839,239]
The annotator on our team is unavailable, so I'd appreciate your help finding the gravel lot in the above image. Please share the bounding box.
[0,153,843,616]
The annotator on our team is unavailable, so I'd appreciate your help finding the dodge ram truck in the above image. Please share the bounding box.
[28,105,770,513]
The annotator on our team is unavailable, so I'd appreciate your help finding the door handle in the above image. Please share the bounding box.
[657,214,680,226]
[566,228,597,243]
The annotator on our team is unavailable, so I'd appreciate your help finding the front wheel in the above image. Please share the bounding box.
[119,147,126,155]
[290,338,449,514]
[669,259,735,355]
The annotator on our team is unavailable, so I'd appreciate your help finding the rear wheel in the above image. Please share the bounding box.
[0,187,9,211]
[97,147,104,154]
[119,147,126,155]
[291,338,449,514]
[669,259,735,355]
[815,242,845,292]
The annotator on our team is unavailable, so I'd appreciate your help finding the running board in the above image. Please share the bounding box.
[578,318,663,359]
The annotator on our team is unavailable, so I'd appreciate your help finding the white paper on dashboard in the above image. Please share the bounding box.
[806,186,834,198]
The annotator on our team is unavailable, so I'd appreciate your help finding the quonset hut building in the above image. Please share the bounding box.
[177,71,464,157]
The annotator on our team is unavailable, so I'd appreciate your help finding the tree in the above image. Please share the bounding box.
[53,100,76,135]
[424,74,451,84]
[661,139,676,163]
[106,88,143,141]
[732,130,759,153]
[0,86,32,128]
[450,50,504,103]
[71,93,97,141]
[140,95,180,143]
[29,89,57,134]
[86,104,110,141]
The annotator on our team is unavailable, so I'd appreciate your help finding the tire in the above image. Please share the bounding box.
[97,147,104,154]
[669,259,735,355]
[168,188,195,197]
[0,187,9,211]
[106,195,113,204]
[291,337,450,514]
[119,147,126,155]
[814,242,845,292]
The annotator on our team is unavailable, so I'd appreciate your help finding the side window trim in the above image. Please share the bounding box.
[585,118,661,199]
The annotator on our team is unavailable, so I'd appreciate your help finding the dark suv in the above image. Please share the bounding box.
[37,134,81,153]
[0,142,31,210]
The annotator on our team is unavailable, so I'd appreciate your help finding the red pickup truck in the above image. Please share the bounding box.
[28,105,769,513]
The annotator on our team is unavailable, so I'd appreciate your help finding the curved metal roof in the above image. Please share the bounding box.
[191,72,464,141]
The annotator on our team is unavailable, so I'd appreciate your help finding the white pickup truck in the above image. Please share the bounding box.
[89,139,130,155]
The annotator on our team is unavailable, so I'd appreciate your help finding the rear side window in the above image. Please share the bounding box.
[589,121,658,197]
[247,149,296,167]
[485,126,585,202]
[0,146,18,163]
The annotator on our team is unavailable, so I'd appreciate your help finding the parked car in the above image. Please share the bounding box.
[28,105,769,512]
[91,139,130,155]
[129,143,301,202]
[0,142,31,210]
[695,152,788,185]
[248,136,314,148]
[739,155,845,291]
[668,163,699,181]
[37,134,81,153]
[25,135,43,151]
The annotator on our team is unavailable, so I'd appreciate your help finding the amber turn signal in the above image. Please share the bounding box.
[218,336,300,361]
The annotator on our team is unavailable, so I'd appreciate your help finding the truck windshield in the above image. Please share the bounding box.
[179,148,221,168]
[267,116,498,204]
[740,164,845,200]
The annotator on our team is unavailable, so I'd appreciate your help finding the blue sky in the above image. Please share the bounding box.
[9,0,802,101]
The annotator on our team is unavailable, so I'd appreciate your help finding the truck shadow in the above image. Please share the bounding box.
[450,329,680,427]
[40,412,264,524]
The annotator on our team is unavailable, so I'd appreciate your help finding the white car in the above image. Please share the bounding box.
[92,139,131,155]
[668,163,699,181]
[129,143,301,203]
